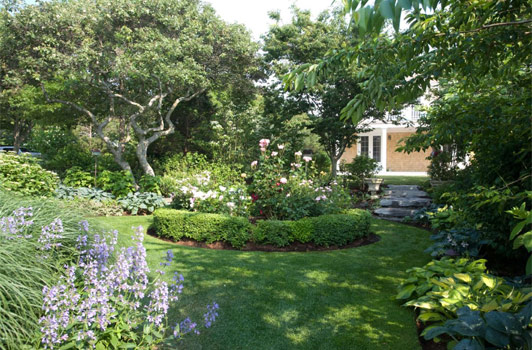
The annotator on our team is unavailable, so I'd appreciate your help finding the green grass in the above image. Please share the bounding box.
[92,215,433,350]
[380,175,429,186]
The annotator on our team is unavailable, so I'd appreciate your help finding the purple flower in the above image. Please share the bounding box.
[204,302,219,328]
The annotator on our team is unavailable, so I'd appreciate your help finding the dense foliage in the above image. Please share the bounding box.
[0,152,59,196]
[153,208,371,249]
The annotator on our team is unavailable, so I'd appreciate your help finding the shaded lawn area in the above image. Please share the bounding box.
[381,175,429,187]
[92,215,432,350]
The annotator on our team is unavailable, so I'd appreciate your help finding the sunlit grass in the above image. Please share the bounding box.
[380,175,429,186]
[93,215,432,350]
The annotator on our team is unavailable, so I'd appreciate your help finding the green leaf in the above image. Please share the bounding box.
[59,341,77,350]
[481,275,496,289]
[379,0,395,19]
[526,255,532,276]
[453,273,471,283]
[417,312,445,322]
[510,221,526,240]
[423,325,448,340]
[396,284,416,299]
[95,342,107,350]
[454,338,484,350]
[485,311,522,335]
[484,327,510,348]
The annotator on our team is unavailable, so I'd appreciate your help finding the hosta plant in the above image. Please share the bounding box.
[425,304,532,350]
[55,185,115,201]
[118,192,165,215]
[425,227,491,258]
[397,258,532,336]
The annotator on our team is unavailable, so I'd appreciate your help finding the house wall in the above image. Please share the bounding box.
[386,132,430,172]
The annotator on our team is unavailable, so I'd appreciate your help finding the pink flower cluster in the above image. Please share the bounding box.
[259,139,270,152]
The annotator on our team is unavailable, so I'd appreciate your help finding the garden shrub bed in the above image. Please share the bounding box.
[152,208,373,250]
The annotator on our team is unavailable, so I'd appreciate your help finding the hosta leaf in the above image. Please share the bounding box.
[454,338,483,350]
[397,284,416,299]
[417,312,445,322]
[454,273,471,283]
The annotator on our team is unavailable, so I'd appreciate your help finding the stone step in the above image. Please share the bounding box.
[380,198,431,208]
[385,185,420,191]
[374,207,418,218]
[382,190,430,198]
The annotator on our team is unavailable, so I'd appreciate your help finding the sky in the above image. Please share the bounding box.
[206,0,336,41]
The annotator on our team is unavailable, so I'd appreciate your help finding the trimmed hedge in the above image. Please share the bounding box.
[153,209,251,248]
[152,208,372,249]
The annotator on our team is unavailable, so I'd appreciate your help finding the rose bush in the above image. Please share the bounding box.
[248,140,351,220]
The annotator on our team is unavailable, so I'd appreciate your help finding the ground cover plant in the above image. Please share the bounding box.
[93,215,434,350]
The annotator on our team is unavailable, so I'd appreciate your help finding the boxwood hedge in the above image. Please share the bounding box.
[152,208,372,249]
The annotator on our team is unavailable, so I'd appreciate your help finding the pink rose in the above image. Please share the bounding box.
[278,144,285,150]
[251,160,258,168]
[259,138,270,149]
[303,156,312,162]
[280,177,287,184]
[271,151,278,156]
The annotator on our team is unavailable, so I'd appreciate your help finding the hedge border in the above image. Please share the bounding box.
[152,208,372,249]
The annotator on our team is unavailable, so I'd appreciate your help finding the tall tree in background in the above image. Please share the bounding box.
[262,8,382,177]
[9,0,257,181]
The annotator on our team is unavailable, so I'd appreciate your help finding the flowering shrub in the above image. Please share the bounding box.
[248,140,351,220]
[170,170,251,217]
[39,223,218,349]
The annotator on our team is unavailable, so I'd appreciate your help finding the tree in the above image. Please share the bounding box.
[10,0,257,181]
[285,0,531,123]
[262,8,382,177]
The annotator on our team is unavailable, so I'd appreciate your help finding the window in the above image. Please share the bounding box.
[360,136,369,156]
[372,136,381,162]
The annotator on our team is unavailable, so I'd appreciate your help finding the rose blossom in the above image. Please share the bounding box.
[294,151,302,157]
[278,144,285,150]
[303,156,312,162]
[271,151,278,157]
[280,177,287,184]
[259,139,270,149]
[251,160,258,168]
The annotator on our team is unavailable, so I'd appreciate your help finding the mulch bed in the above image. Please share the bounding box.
[147,227,381,252]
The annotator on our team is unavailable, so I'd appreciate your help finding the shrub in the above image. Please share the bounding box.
[343,156,381,189]
[288,217,313,243]
[0,191,88,349]
[252,220,293,247]
[0,152,59,197]
[153,209,372,249]
[139,174,162,194]
[310,211,371,247]
[97,170,135,198]
[153,209,251,248]
[63,166,94,188]
[428,150,458,181]
[248,140,351,220]
[118,192,166,215]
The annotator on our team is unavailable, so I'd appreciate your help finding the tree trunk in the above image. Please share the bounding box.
[331,156,339,178]
[13,117,32,154]
[136,140,155,177]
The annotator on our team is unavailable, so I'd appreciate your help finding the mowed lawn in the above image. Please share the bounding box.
[93,215,432,350]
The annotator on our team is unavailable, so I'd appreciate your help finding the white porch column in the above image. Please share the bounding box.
[381,127,387,174]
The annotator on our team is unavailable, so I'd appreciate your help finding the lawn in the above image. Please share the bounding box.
[380,175,429,187]
[93,216,432,350]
